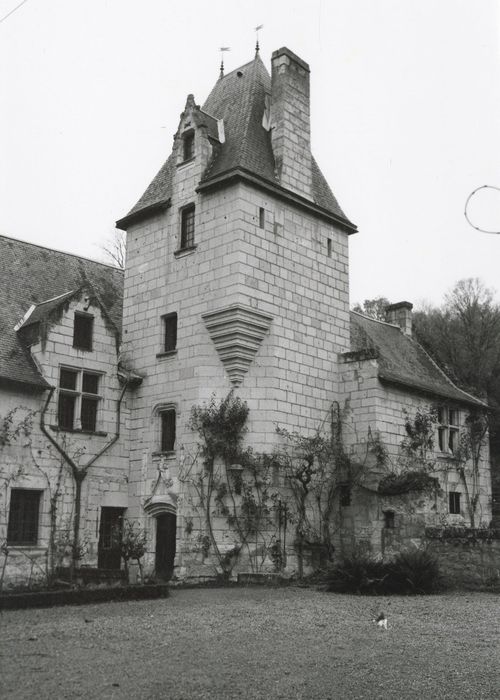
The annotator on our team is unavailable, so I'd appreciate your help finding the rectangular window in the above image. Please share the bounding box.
[57,368,101,432]
[259,207,265,229]
[339,483,351,507]
[437,407,460,454]
[73,313,94,351]
[7,489,42,545]
[384,511,395,529]
[163,313,178,352]
[327,238,332,257]
[180,205,195,249]
[160,409,176,452]
[449,491,461,514]
[183,131,194,161]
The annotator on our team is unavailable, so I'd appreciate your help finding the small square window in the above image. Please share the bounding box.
[449,491,461,515]
[7,489,42,545]
[163,313,177,352]
[161,409,176,452]
[73,313,93,351]
[180,206,195,250]
[82,372,99,394]
[183,132,194,161]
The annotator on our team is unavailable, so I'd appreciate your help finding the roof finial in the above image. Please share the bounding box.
[219,47,230,79]
[255,24,263,55]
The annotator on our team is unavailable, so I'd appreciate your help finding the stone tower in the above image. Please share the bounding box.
[117,47,356,578]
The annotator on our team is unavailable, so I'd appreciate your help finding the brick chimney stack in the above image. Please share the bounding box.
[270,47,313,200]
[385,301,413,336]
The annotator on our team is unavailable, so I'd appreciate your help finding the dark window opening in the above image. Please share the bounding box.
[73,313,93,351]
[449,491,461,515]
[384,511,395,529]
[180,206,195,249]
[161,409,176,452]
[60,368,78,391]
[327,238,332,257]
[163,313,178,352]
[259,207,265,229]
[437,407,460,454]
[58,393,76,430]
[81,397,98,432]
[339,483,351,507]
[58,368,100,432]
[7,489,41,545]
[183,132,194,161]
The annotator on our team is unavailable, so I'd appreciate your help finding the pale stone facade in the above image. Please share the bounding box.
[0,45,493,587]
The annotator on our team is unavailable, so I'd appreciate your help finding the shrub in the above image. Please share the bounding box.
[324,551,388,595]
[325,549,441,595]
[389,549,441,594]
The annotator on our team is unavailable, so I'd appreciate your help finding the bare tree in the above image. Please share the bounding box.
[100,229,126,269]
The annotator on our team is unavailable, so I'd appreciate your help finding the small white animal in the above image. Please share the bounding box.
[373,612,388,630]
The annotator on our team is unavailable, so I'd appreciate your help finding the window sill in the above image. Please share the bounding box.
[176,157,195,168]
[6,544,45,550]
[437,451,458,461]
[174,245,197,258]
[152,451,176,460]
[50,425,108,437]
[156,349,178,359]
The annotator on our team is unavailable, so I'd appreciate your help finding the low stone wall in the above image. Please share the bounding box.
[425,528,500,588]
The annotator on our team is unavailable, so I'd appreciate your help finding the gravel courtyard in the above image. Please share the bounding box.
[1,586,499,699]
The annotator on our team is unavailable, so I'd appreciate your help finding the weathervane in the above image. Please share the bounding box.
[255,24,263,55]
[219,47,230,79]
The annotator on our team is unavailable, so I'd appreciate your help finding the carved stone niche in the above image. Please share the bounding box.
[202,304,273,386]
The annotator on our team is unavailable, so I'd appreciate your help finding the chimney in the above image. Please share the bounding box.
[270,47,312,200]
[385,301,413,336]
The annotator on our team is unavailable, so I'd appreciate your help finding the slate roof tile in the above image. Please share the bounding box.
[0,235,123,389]
[123,55,353,226]
[349,312,486,408]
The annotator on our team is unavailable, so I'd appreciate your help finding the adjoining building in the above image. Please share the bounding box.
[0,46,491,587]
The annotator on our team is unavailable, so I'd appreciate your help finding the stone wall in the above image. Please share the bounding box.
[0,292,130,588]
[425,528,500,588]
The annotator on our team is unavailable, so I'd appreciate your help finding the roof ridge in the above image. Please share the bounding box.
[0,233,124,272]
[351,310,400,330]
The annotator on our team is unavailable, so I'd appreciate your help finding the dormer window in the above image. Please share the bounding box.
[73,313,93,351]
[182,131,195,161]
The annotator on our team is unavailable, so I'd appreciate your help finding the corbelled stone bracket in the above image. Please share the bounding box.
[202,304,273,385]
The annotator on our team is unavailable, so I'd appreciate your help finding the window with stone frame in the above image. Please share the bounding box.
[73,312,94,351]
[180,205,195,250]
[163,312,177,353]
[160,408,176,452]
[7,489,42,546]
[449,491,461,515]
[57,367,101,432]
[437,407,460,454]
[182,130,195,161]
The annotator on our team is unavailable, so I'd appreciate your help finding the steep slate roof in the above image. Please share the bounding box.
[349,312,486,408]
[122,54,352,227]
[0,235,123,389]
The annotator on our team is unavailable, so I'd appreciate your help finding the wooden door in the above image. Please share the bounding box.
[155,513,176,580]
[98,507,124,570]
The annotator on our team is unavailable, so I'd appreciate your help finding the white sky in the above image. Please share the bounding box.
[1,0,500,307]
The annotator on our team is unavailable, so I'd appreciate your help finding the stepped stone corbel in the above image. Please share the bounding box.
[202,304,273,385]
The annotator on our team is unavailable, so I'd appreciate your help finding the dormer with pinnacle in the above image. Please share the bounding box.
[172,94,225,192]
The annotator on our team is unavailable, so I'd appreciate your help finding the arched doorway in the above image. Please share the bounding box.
[155,511,176,580]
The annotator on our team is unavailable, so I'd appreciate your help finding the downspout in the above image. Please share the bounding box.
[41,380,129,565]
